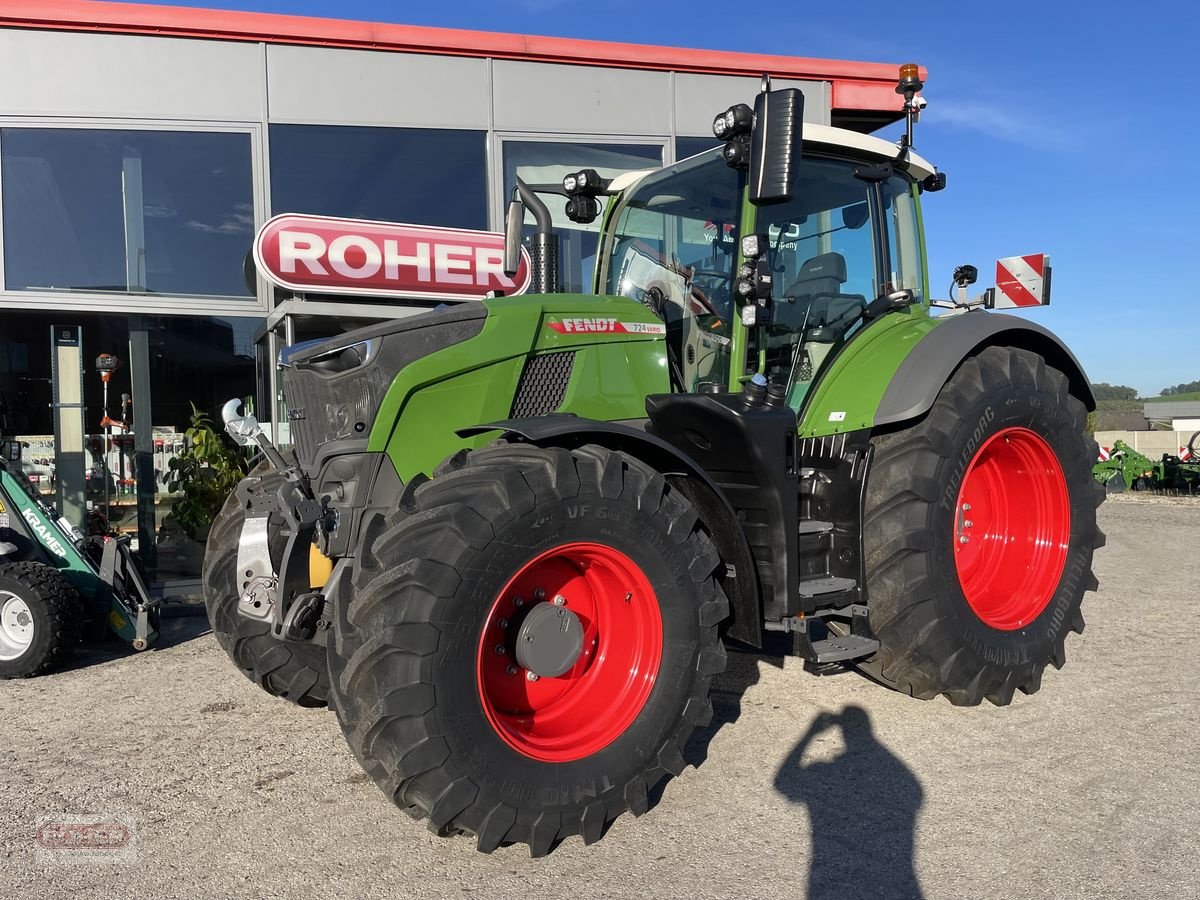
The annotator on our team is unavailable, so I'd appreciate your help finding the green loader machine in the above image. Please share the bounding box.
[0,456,159,677]
[205,69,1104,854]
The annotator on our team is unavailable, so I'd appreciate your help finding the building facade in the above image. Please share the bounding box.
[0,1,910,583]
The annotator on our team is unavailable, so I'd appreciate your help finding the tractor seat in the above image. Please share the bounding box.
[778,252,866,341]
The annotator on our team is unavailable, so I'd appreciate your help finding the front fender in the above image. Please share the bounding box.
[458,416,763,647]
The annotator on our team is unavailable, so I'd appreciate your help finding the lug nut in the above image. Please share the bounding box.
[494,644,506,655]
[959,535,969,544]
[506,665,518,676]
[497,619,508,630]
[963,519,973,528]
[526,671,540,682]
[553,594,566,607]
[962,503,972,512]
[534,588,546,600]
[513,597,524,607]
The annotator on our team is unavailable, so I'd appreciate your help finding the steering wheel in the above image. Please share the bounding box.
[688,269,732,318]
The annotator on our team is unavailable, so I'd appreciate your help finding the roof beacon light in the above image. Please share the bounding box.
[896,63,923,97]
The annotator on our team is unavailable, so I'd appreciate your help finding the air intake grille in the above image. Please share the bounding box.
[510,351,575,418]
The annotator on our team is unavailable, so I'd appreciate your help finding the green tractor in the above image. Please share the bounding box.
[0,456,159,677]
[204,71,1103,854]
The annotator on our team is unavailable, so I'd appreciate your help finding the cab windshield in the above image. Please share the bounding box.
[600,149,742,390]
[600,148,924,402]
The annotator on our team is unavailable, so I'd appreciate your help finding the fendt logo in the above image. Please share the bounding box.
[254,214,532,302]
[547,319,667,335]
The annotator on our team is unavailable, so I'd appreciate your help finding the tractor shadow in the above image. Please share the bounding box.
[773,705,925,900]
[59,612,211,674]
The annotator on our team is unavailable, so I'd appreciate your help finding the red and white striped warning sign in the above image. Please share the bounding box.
[992,254,1051,309]
[1181,447,1193,462]
[1097,446,1111,462]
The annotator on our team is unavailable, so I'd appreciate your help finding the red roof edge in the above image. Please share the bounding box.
[0,1,925,113]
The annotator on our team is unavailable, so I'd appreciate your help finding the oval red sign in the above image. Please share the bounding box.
[253,214,532,301]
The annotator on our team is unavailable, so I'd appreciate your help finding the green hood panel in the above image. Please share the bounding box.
[368,294,670,481]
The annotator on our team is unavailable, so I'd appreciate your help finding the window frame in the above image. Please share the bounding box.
[0,116,269,316]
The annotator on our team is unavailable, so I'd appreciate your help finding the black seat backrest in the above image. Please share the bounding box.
[779,252,865,340]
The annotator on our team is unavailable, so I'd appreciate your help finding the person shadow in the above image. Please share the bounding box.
[773,705,925,900]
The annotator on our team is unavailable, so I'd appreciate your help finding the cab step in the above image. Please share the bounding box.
[807,633,879,664]
[796,574,857,597]
[797,519,834,535]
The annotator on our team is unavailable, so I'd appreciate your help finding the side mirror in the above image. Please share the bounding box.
[503,198,524,278]
[749,88,805,206]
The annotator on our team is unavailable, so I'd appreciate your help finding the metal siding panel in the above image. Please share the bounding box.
[267,45,488,127]
[492,61,671,134]
[674,73,830,135]
[0,29,263,120]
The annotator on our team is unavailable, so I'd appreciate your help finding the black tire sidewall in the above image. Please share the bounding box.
[0,567,72,677]
[424,490,703,806]
[927,380,1094,666]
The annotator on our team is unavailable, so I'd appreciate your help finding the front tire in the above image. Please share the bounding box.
[327,443,727,854]
[858,346,1104,706]
[0,561,83,678]
[201,463,329,707]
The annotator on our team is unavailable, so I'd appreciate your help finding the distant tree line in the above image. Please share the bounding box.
[1160,381,1200,396]
[1092,383,1138,401]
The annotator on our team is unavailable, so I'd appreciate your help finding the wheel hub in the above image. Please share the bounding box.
[513,601,585,678]
[953,427,1071,630]
[0,592,35,661]
[476,542,663,762]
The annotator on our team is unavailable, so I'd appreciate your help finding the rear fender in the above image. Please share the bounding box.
[875,312,1096,428]
[458,417,763,647]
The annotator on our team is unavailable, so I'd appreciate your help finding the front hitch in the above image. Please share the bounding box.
[222,398,327,644]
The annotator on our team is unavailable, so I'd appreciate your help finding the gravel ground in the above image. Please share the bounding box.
[2,496,1198,900]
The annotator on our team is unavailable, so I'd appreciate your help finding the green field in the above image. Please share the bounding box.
[1145,391,1200,403]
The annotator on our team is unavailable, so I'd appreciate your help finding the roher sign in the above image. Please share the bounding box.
[253,214,532,301]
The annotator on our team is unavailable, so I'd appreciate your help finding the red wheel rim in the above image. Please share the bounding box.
[476,542,663,762]
[953,427,1071,630]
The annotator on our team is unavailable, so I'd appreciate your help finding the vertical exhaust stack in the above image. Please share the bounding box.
[504,178,559,294]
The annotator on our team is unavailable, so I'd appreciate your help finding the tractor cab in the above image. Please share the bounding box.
[596,132,933,407]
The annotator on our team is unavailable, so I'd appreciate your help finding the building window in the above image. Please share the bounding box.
[502,141,663,293]
[1,128,255,298]
[269,125,488,230]
[676,137,721,161]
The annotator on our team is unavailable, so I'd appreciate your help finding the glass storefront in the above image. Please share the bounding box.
[0,311,261,582]
[1,128,255,298]
[502,141,664,293]
[269,124,488,229]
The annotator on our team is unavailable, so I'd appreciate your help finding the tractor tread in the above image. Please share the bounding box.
[328,442,728,854]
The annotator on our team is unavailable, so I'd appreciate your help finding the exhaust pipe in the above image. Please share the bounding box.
[506,177,559,294]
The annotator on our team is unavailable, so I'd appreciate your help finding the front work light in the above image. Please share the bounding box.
[741,233,768,259]
[712,103,753,139]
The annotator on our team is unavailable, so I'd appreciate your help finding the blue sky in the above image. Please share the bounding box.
[166,0,1198,395]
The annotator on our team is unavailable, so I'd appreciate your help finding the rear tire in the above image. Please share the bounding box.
[327,443,727,854]
[857,346,1104,706]
[0,561,83,678]
[202,463,329,707]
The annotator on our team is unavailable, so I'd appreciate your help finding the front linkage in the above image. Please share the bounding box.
[221,400,331,645]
